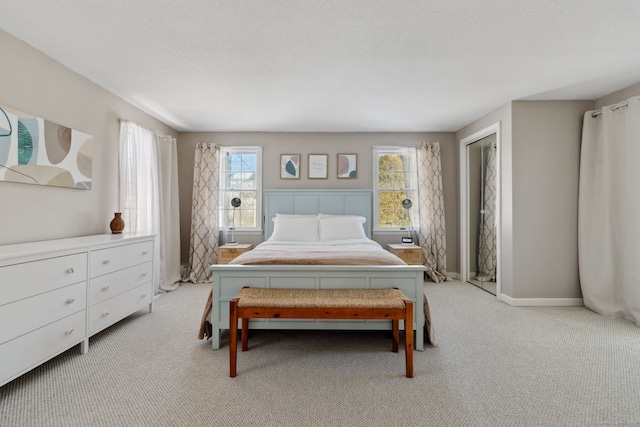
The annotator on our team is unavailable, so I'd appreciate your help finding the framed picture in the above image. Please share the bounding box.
[308,154,328,179]
[280,154,300,179]
[337,153,357,179]
[0,103,94,190]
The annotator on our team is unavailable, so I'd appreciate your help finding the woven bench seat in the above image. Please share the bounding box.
[229,287,414,378]
[235,288,408,309]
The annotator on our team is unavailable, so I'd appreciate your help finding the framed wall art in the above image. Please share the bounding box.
[0,103,93,189]
[337,153,357,179]
[280,154,300,179]
[308,154,328,179]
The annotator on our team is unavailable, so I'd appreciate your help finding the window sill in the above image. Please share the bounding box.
[223,229,263,235]
[372,229,419,234]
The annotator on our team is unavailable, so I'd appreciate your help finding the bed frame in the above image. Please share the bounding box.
[209,189,426,350]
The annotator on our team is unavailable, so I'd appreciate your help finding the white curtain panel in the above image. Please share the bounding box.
[156,134,182,291]
[185,143,220,283]
[476,143,497,281]
[579,96,640,326]
[416,142,450,283]
[119,121,160,292]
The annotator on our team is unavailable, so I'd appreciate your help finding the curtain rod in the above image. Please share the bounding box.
[120,119,155,134]
[196,142,217,149]
[591,101,629,118]
[120,119,176,139]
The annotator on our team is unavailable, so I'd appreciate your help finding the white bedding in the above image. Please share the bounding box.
[250,238,388,252]
[228,238,408,265]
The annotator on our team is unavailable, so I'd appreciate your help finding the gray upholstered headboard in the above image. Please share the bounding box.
[264,189,372,239]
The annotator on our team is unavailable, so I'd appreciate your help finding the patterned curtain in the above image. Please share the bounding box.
[185,143,219,283]
[417,142,450,282]
[475,143,497,281]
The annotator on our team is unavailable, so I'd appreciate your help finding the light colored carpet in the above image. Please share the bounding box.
[1,281,640,427]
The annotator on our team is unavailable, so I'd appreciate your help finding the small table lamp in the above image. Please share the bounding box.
[228,197,241,245]
[401,198,413,245]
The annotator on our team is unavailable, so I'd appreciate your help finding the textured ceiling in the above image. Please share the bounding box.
[1,0,640,132]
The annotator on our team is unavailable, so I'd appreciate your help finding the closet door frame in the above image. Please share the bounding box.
[459,122,501,297]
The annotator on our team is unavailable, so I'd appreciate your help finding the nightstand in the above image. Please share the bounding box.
[387,244,423,265]
[217,243,253,264]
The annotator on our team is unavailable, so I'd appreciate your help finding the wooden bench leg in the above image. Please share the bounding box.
[404,300,414,378]
[229,298,238,378]
[392,319,399,353]
[242,317,249,351]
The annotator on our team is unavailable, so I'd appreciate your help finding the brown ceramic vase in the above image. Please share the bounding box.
[110,212,125,234]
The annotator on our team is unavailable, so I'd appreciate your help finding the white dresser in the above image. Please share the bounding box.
[0,233,155,387]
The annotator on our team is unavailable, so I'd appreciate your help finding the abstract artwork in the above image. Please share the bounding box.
[0,104,93,189]
[308,154,328,179]
[337,153,357,179]
[280,154,300,179]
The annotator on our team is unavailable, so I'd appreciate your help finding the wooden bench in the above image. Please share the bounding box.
[229,287,414,378]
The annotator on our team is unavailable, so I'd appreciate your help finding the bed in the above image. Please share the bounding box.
[203,189,435,351]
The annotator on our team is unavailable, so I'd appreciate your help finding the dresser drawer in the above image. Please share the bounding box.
[89,262,152,306]
[88,283,152,335]
[218,249,243,263]
[396,249,422,264]
[217,244,253,264]
[0,253,87,306]
[0,282,86,345]
[387,244,423,265]
[0,310,86,386]
[90,241,153,278]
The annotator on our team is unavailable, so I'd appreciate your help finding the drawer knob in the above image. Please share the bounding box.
[103,312,110,317]
[66,298,75,304]
[102,285,110,291]
[141,293,147,298]
[66,267,75,274]
[142,251,149,255]
[103,260,111,265]
[142,272,148,277]
[65,328,74,335]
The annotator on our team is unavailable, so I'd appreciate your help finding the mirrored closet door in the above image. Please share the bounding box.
[461,124,499,296]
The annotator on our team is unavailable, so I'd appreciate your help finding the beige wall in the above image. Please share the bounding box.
[457,100,593,300]
[177,132,459,271]
[511,100,593,299]
[0,30,177,245]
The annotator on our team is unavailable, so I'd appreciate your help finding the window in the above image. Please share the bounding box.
[373,146,418,231]
[219,147,262,232]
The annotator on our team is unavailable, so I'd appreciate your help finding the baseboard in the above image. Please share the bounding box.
[499,294,584,307]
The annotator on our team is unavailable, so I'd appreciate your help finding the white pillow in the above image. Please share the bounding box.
[318,215,367,241]
[270,216,319,241]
